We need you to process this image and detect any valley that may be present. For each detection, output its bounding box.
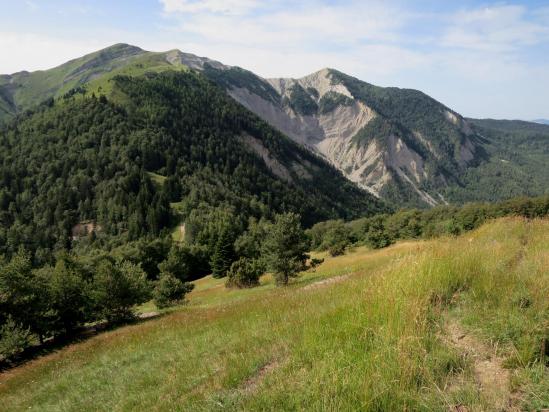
[1,40,548,412]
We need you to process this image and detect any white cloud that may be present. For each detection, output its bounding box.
[1,1,547,118]
[164,1,406,52]
[441,5,549,52]
[0,32,107,73]
[160,0,258,15]
[24,0,38,11]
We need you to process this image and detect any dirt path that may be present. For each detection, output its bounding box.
[241,359,280,394]
[446,319,513,411]
[139,311,160,320]
[301,274,350,291]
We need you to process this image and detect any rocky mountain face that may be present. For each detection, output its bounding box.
[205,66,484,206]
[2,44,548,208]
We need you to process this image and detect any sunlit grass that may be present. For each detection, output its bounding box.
[0,218,547,411]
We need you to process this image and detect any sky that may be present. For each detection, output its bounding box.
[0,0,548,119]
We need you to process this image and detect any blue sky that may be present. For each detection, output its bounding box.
[1,0,548,119]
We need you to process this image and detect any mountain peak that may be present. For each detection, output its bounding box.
[102,43,144,53]
[303,67,333,79]
[163,49,228,70]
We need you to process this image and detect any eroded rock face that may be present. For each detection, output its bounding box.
[223,67,481,206]
[227,70,436,204]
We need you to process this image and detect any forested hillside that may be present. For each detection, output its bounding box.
[3,44,549,209]
[0,71,384,264]
[213,66,549,207]
[444,119,549,202]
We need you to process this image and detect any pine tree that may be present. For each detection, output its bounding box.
[210,226,235,278]
[262,213,309,286]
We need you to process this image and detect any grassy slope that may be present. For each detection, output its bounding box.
[1,218,548,411]
[0,45,187,123]
[83,52,187,97]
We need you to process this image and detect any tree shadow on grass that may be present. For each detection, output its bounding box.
[0,311,164,373]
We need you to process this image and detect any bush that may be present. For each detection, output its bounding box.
[262,213,309,286]
[328,242,347,257]
[0,317,32,360]
[310,258,324,268]
[366,228,394,249]
[307,220,352,254]
[40,255,93,335]
[158,245,193,281]
[364,215,395,249]
[153,273,194,308]
[308,258,324,271]
[322,221,352,256]
[225,258,264,289]
[92,260,152,324]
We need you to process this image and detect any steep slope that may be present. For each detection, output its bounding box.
[209,66,549,207]
[0,70,384,258]
[1,218,547,411]
[3,44,549,208]
[445,118,549,202]
[208,67,484,207]
[0,44,228,123]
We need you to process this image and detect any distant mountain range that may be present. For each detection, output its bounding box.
[533,119,549,125]
[2,43,549,208]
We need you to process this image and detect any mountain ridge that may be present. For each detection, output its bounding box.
[2,43,548,208]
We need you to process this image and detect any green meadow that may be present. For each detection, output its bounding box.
[0,218,547,411]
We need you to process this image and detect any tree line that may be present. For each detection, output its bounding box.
[0,70,382,267]
[0,211,310,362]
[307,195,549,255]
[3,193,549,362]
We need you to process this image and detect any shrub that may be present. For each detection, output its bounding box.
[364,215,395,249]
[328,242,347,257]
[225,258,264,289]
[153,273,194,308]
[92,260,152,324]
[366,228,394,249]
[40,255,93,335]
[308,257,324,271]
[0,317,32,360]
[307,220,352,253]
[324,221,352,255]
[158,245,193,281]
[262,213,309,286]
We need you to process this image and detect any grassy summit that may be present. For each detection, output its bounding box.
[1,217,547,411]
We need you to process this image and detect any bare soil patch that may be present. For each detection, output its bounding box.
[301,274,350,291]
[241,359,280,394]
[446,319,516,411]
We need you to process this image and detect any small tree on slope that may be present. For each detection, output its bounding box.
[262,213,309,286]
[210,226,236,278]
[153,272,194,308]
